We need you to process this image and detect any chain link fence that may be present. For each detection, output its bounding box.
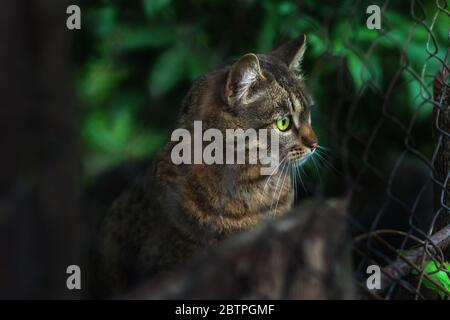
[119,0,450,300]
[1,0,448,300]
[309,0,450,299]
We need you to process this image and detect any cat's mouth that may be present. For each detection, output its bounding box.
[286,147,314,165]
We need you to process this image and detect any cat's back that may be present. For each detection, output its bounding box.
[90,160,202,297]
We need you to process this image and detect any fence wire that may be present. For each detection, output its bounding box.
[90,0,449,300]
[311,0,450,299]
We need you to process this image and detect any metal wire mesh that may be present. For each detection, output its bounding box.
[95,0,450,300]
[308,0,450,299]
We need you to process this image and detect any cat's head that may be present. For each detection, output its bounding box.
[222,35,318,165]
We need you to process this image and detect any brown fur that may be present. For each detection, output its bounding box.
[92,35,318,297]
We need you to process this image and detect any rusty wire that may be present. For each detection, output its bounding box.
[317,0,450,299]
[150,0,450,300]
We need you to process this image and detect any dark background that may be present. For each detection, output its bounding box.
[0,0,448,298]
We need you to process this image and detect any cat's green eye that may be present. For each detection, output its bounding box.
[276,115,291,131]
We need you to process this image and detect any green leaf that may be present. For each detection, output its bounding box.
[277,1,295,15]
[149,47,186,97]
[347,51,382,91]
[354,28,379,42]
[82,104,167,180]
[83,109,132,152]
[257,1,278,52]
[403,70,432,121]
[187,54,207,80]
[330,21,352,55]
[412,261,450,299]
[112,24,177,52]
[78,61,128,107]
[347,52,364,90]
[308,33,326,57]
[143,0,171,18]
[86,6,117,38]
[187,49,217,80]
[127,131,166,159]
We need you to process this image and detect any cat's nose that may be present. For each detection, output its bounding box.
[300,126,318,151]
[301,135,318,150]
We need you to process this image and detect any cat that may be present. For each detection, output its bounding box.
[91,35,318,297]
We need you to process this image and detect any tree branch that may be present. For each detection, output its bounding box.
[124,199,354,299]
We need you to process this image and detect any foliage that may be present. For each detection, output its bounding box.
[412,260,450,299]
[75,0,448,182]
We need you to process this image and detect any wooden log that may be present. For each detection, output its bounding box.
[125,199,354,299]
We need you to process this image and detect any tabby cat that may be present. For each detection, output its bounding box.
[92,35,318,297]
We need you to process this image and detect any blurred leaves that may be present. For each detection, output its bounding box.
[76,0,448,182]
[143,0,172,18]
[112,24,178,52]
[87,5,117,38]
[83,107,166,179]
[347,52,382,90]
[149,46,186,97]
[412,261,450,299]
[79,60,128,107]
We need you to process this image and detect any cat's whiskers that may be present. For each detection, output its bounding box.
[270,161,289,215]
[262,156,286,196]
[273,161,291,215]
[315,146,333,160]
[313,148,342,177]
[292,157,308,193]
[309,154,323,185]
[317,145,332,151]
[292,166,298,203]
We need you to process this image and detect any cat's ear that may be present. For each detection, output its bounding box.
[271,35,306,72]
[225,53,264,105]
